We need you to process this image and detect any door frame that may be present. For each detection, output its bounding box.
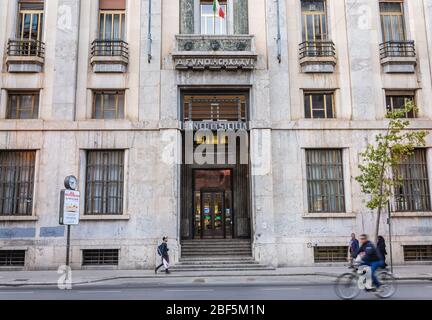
[200,188,225,239]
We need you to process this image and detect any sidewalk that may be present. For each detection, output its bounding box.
[0,265,431,287]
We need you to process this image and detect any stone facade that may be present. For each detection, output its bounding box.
[0,0,432,270]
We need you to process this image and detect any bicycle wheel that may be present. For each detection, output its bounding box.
[334,273,361,300]
[375,271,397,299]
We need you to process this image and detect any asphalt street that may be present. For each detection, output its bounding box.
[0,281,431,300]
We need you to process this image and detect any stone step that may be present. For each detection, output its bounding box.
[178,260,260,265]
[181,244,251,250]
[170,266,275,272]
[182,239,251,242]
[179,256,255,262]
[182,250,252,254]
[182,248,252,251]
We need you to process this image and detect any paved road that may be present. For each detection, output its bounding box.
[0,281,431,300]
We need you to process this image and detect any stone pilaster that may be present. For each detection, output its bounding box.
[233,0,248,34]
[51,0,81,120]
[180,0,194,34]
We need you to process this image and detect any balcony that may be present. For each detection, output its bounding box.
[90,40,129,73]
[6,39,45,73]
[172,35,257,71]
[299,40,336,73]
[380,41,416,73]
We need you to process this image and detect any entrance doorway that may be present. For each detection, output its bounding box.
[194,169,233,239]
[180,90,251,240]
[201,190,224,238]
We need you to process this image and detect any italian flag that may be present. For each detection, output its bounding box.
[213,0,225,19]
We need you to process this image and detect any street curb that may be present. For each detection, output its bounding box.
[0,273,430,287]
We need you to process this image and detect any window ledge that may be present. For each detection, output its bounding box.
[302,212,356,218]
[0,216,38,222]
[391,212,432,218]
[80,214,130,221]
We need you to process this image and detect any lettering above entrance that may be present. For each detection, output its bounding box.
[173,35,257,71]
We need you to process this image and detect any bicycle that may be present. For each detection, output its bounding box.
[334,262,397,300]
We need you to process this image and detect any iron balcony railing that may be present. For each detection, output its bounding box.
[299,40,336,59]
[91,39,129,60]
[7,39,45,58]
[380,40,416,59]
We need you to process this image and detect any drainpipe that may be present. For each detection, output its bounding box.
[276,0,281,63]
[147,0,152,63]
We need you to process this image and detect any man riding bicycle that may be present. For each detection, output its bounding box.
[352,234,385,291]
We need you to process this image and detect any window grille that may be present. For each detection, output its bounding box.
[82,249,119,265]
[314,246,348,263]
[394,149,431,212]
[0,250,26,267]
[403,245,432,262]
[0,151,35,216]
[85,150,124,215]
[306,149,345,213]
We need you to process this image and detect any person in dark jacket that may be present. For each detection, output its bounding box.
[155,236,170,274]
[377,236,388,267]
[348,233,359,268]
[353,234,385,289]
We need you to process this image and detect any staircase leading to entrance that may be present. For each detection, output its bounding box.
[172,239,274,272]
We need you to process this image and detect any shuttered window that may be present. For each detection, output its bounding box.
[7,92,39,119]
[301,0,328,41]
[380,1,406,42]
[385,92,416,118]
[92,91,125,119]
[0,151,35,216]
[85,150,124,215]
[304,91,335,119]
[394,149,431,212]
[306,149,345,213]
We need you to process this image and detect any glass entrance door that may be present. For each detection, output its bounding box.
[201,191,224,238]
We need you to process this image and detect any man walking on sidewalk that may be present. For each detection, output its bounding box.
[155,236,170,274]
[348,233,359,268]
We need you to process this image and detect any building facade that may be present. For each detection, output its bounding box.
[1,0,432,270]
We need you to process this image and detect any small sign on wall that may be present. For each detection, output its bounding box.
[59,189,80,225]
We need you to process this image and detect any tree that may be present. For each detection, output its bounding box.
[355,101,428,243]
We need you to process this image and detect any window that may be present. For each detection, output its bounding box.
[85,150,124,215]
[304,91,335,119]
[183,94,247,122]
[99,11,125,41]
[0,250,26,267]
[7,91,39,119]
[17,1,44,42]
[0,151,35,216]
[380,1,405,42]
[92,91,125,119]
[403,245,432,262]
[385,92,415,118]
[200,1,227,35]
[306,149,345,213]
[301,0,327,41]
[394,149,431,212]
[82,249,119,265]
[314,246,348,263]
